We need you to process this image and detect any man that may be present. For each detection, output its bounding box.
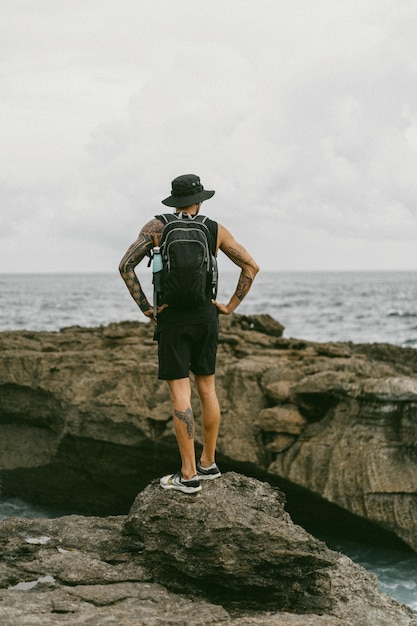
[119,174,259,494]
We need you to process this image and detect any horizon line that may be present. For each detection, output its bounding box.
[1,269,416,276]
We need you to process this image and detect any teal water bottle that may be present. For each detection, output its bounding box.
[152,247,163,273]
[152,247,163,319]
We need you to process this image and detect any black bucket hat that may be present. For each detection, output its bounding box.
[162,174,215,208]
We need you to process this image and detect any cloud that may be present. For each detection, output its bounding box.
[1,0,417,272]
[80,3,417,241]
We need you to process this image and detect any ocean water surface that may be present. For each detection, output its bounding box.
[1,270,417,346]
[0,270,417,610]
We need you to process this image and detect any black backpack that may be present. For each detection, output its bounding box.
[155,213,218,308]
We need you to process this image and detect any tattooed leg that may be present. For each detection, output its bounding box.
[168,378,197,480]
[175,407,194,439]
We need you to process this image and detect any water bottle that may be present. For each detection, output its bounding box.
[152,247,163,319]
[211,255,218,299]
[152,247,163,273]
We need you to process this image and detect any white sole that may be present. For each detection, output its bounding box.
[160,481,202,493]
[197,473,221,480]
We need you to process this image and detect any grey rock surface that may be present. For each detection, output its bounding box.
[126,472,417,625]
[0,474,416,625]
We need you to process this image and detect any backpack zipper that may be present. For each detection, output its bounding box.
[162,227,211,272]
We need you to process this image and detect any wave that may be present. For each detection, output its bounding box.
[387,310,417,318]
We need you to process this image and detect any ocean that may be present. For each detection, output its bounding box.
[1,270,417,346]
[1,270,417,610]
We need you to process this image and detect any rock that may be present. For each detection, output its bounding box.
[125,473,417,625]
[1,316,417,553]
[265,433,296,453]
[0,514,230,625]
[237,313,285,337]
[1,475,415,625]
[255,407,306,452]
[265,380,293,402]
[126,473,335,612]
[255,406,307,434]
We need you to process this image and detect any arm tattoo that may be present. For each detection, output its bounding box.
[174,407,194,439]
[235,272,253,301]
[227,245,246,264]
[119,219,163,313]
[226,243,255,271]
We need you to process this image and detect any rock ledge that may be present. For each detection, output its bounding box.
[1,473,416,625]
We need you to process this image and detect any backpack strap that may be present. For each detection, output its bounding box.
[155,213,177,225]
[196,215,218,257]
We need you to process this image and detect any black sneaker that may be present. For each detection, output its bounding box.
[196,461,221,480]
[160,471,202,494]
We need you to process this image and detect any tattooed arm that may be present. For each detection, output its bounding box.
[119,218,164,318]
[213,224,260,315]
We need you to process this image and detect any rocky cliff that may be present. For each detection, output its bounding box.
[1,315,417,552]
[0,474,416,625]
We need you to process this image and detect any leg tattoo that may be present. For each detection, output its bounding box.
[175,407,194,439]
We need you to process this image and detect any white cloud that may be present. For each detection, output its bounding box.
[1,0,417,272]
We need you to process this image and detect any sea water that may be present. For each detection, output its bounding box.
[1,270,417,346]
[1,270,417,610]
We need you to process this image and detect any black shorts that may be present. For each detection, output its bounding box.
[156,320,219,380]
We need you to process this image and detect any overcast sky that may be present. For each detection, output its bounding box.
[2,0,417,273]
